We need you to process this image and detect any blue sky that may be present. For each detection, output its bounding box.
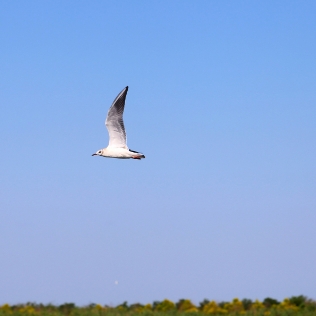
[1,0,315,306]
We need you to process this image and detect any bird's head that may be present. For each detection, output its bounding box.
[92,149,104,157]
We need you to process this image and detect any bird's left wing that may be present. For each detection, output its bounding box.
[105,86,128,148]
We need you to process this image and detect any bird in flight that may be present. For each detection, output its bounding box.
[92,86,145,160]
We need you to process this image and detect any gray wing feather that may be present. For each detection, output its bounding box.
[105,86,128,148]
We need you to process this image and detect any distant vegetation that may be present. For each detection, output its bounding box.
[1,296,316,316]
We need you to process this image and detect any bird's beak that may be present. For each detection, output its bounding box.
[92,153,97,156]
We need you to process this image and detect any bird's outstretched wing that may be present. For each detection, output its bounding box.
[105,86,128,148]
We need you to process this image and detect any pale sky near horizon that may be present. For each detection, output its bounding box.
[1,0,316,306]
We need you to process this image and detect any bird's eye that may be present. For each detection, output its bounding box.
[98,151,101,154]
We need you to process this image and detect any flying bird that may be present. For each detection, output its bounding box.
[92,86,145,160]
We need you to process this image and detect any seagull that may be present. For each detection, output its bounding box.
[92,86,145,160]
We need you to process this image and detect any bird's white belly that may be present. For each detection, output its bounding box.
[103,147,133,158]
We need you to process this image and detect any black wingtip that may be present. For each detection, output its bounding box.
[125,86,129,91]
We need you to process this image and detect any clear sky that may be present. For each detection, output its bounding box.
[1,0,315,306]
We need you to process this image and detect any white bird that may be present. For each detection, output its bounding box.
[92,86,145,160]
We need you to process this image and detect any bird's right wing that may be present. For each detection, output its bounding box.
[105,86,128,148]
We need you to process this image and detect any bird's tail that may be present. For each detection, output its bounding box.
[129,149,145,159]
